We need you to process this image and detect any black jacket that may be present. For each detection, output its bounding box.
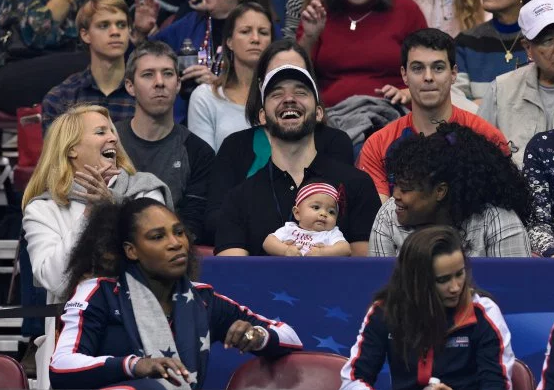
[204,124,354,243]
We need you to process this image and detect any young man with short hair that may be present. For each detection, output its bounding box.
[357,28,509,203]
[41,0,135,134]
[117,40,214,243]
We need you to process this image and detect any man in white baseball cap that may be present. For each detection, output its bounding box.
[214,62,382,257]
[479,0,554,166]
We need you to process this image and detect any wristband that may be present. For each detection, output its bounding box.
[130,357,141,377]
[124,354,138,377]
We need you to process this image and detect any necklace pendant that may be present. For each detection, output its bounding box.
[505,50,513,63]
[350,20,356,31]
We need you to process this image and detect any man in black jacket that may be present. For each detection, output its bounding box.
[214,65,381,256]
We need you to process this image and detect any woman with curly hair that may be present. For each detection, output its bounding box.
[50,198,302,389]
[341,225,514,389]
[369,121,533,257]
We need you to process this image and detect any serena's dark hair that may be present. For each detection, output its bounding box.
[375,225,471,364]
[118,198,200,281]
[401,28,456,69]
[385,122,534,228]
[63,199,200,301]
[245,39,316,126]
[63,202,123,301]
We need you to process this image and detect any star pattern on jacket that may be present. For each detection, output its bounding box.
[188,371,198,384]
[200,331,210,352]
[182,289,194,303]
[160,346,176,357]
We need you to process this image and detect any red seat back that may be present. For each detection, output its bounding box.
[196,245,214,257]
[512,358,535,390]
[226,351,347,390]
[0,355,29,389]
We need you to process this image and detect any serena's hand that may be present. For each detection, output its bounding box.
[134,357,189,383]
[434,384,453,390]
[224,320,265,353]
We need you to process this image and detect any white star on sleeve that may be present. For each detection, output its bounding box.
[199,331,210,352]
[187,371,198,384]
[182,289,194,303]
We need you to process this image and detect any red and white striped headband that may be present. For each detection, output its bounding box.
[295,183,339,208]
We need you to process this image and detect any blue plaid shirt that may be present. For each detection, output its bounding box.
[41,66,135,135]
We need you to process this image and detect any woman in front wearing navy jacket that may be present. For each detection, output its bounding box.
[341,226,514,390]
[49,198,302,389]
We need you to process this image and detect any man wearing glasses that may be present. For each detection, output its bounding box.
[479,0,554,166]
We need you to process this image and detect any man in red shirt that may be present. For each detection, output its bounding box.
[356,28,510,203]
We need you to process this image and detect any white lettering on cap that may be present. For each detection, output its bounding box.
[534,3,554,16]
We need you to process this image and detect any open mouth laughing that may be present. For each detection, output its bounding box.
[279,109,302,120]
[101,148,117,161]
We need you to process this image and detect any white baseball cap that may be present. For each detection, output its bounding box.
[260,65,319,104]
[519,0,554,40]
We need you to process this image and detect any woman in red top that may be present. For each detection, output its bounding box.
[297,0,427,108]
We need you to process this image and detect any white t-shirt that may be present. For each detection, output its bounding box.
[187,84,250,152]
[271,222,347,255]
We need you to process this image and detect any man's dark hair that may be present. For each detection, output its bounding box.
[245,39,316,126]
[401,28,456,69]
[125,40,178,82]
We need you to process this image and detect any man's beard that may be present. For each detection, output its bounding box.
[265,111,317,142]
